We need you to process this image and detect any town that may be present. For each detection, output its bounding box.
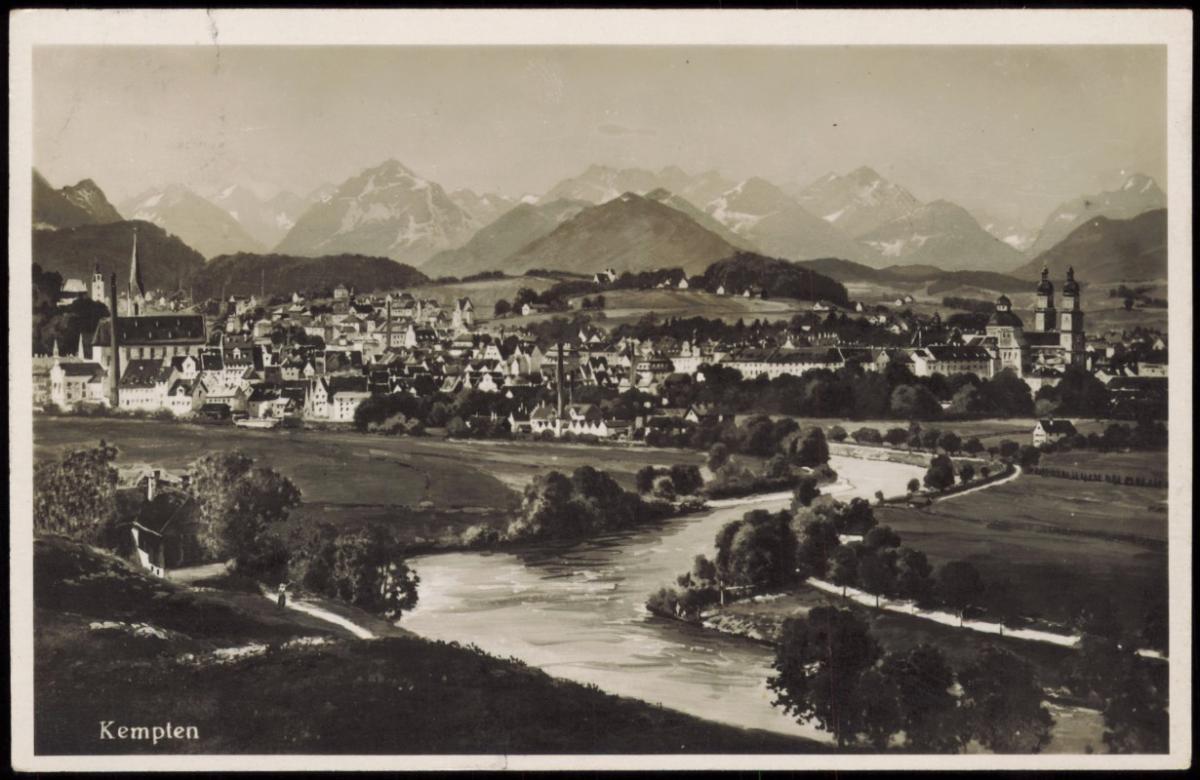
[35,228,1168,438]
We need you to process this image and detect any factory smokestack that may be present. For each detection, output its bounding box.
[108,272,120,408]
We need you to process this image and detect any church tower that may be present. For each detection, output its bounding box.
[128,227,146,316]
[985,293,1027,376]
[90,262,105,303]
[1059,266,1086,366]
[1033,266,1057,333]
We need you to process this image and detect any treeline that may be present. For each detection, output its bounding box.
[700,253,850,306]
[941,296,995,314]
[1025,466,1167,489]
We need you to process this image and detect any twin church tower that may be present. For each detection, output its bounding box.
[986,266,1086,377]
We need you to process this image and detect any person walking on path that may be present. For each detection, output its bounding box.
[277,582,288,610]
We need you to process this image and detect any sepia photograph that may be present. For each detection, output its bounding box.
[9,8,1192,772]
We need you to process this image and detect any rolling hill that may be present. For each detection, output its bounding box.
[701,252,850,306]
[1015,209,1167,284]
[794,257,1028,295]
[421,198,590,279]
[505,192,742,276]
[192,253,430,300]
[32,220,206,293]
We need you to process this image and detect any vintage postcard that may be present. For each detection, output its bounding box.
[9,8,1193,772]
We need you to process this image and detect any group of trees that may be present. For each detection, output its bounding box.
[635,463,703,499]
[32,263,110,356]
[770,607,1054,751]
[33,443,422,620]
[503,465,673,542]
[287,521,420,619]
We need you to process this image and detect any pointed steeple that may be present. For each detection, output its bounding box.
[77,332,86,360]
[129,226,145,314]
[52,338,60,358]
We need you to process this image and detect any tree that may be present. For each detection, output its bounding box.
[906,478,920,495]
[853,427,883,445]
[715,510,800,591]
[1068,635,1168,753]
[963,437,984,456]
[864,525,901,550]
[706,442,730,472]
[923,453,956,492]
[668,464,703,496]
[493,299,511,317]
[793,426,830,467]
[1018,445,1042,469]
[1123,296,1134,311]
[855,667,904,750]
[937,560,985,624]
[857,548,897,606]
[881,644,964,752]
[921,428,942,451]
[652,475,677,500]
[959,463,975,483]
[635,465,660,494]
[958,645,1054,753]
[769,608,882,747]
[796,517,840,579]
[830,545,860,596]
[189,451,300,573]
[327,523,420,619]
[446,416,469,438]
[828,425,848,442]
[834,497,877,535]
[894,546,934,603]
[890,384,941,420]
[792,476,821,509]
[998,439,1020,460]
[884,427,909,447]
[33,441,121,547]
[1070,592,1123,639]
[939,431,962,455]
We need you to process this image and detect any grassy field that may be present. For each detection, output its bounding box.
[34,417,704,546]
[1039,449,1168,483]
[409,274,560,319]
[876,474,1167,633]
[33,536,824,755]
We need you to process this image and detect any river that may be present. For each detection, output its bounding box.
[403,455,926,742]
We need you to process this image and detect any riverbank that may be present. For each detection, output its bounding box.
[33,535,827,755]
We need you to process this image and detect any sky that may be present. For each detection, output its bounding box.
[33,45,1166,227]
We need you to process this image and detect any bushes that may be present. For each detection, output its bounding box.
[504,466,673,542]
[289,521,419,619]
[714,510,801,591]
[852,427,883,444]
[1024,466,1167,488]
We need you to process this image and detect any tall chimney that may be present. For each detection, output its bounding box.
[386,297,392,349]
[109,272,121,408]
[555,341,564,420]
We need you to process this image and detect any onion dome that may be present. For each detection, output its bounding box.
[995,294,1012,309]
[1063,266,1080,296]
[1036,266,1054,295]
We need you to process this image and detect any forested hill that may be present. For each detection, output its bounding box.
[32,220,205,294]
[700,252,850,306]
[193,253,430,299]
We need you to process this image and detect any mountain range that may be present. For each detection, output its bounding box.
[706,177,878,265]
[857,200,1028,273]
[795,167,921,238]
[1025,174,1166,259]
[421,198,590,279]
[30,162,1170,297]
[120,185,266,259]
[273,159,479,265]
[506,191,741,276]
[34,170,124,229]
[1016,208,1167,284]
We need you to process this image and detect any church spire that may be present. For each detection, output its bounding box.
[129,226,145,315]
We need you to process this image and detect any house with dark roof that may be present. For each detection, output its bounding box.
[91,315,207,379]
[117,358,172,412]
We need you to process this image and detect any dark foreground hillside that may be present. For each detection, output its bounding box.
[33,537,825,755]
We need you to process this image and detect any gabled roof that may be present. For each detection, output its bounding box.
[119,359,169,388]
[92,316,206,347]
[57,361,105,379]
